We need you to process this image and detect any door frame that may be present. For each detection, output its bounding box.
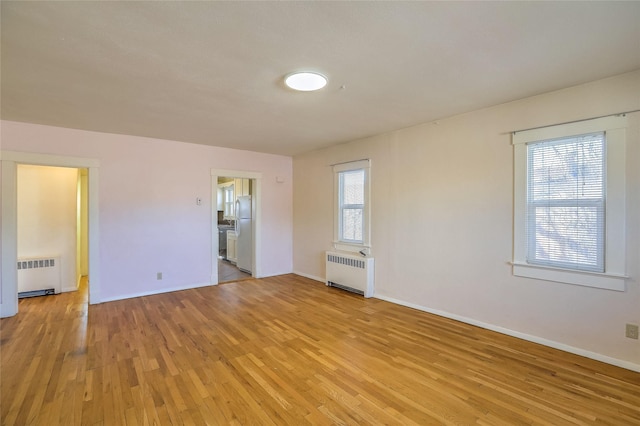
[1,151,101,317]
[210,169,262,284]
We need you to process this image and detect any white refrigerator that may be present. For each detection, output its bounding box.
[235,196,252,273]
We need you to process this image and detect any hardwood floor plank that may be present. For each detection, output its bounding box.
[2,274,639,425]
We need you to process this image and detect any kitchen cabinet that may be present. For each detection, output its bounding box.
[217,225,233,256]
[235,178,251,197]
[227,231,237,264]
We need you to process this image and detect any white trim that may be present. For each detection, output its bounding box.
[604,127,627,275]
[210,169,262,180]
[512,115,628,145]
[211,169,263,284]
[1,151,101,317]
[258,271,296,279]
[293,270,325,283]
[374,293,640,373]
[100,281,213,303]
[1,161,19,317]
[333,159,371,249]
[512,262,626,291]
[87,167,100,304]
[331,242,371,254]
[512,117,627,290]
[0,150,100,168]
[333,159,370,173]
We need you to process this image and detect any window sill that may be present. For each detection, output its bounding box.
[332,241,370,254]
[512,261,626,291]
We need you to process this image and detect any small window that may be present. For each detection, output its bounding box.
[333,160,370,251]
[339,169,365,243]
[223,184,235,218]
[512,116,627,291]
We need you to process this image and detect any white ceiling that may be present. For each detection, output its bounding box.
[2,1,639,156]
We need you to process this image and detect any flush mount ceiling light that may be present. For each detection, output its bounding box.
[284,72,327,91]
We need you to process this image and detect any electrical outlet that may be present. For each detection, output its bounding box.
[157,272,163,280]
[625,324,639,340]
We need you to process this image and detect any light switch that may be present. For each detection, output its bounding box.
[196,197,202,205]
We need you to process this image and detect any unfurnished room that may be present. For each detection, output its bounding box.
[1,1,640,425]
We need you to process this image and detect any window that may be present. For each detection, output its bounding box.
[339,169,365,243]
[513,116,627,291]
[333,160,370,251]
[223,183,235,218]
[526,132,605,272]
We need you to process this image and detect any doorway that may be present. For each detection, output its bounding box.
[210,169,262,285]
[16,165,88,297]
[1,151,100,318]
[216,176,252,283]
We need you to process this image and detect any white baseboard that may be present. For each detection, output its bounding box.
[374,293,640,373]
[257,270,296,279]
[293,270,325,284]
[99,282,213,303]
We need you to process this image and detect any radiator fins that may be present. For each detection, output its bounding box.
[325,251,374,298]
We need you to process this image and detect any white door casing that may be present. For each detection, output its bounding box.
[0,151,100,317]
[210,169,262,285]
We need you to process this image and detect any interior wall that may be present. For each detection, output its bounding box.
[75,168,89,285]
[0,160,3,304]
[1,122,293,302]
[18,165,78,292]
[293,70,640,368]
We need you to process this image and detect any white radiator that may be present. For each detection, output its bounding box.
[17,257,61,297]
[325,251,374,298]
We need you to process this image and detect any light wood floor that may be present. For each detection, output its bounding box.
[1,275,639,425]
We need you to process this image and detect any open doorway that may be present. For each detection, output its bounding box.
[216,176,253,283]
[1,151,100,318]
[16,165,89,298]
[210,168,262,285]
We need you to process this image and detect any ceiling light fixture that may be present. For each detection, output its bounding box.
[285,72,327,91]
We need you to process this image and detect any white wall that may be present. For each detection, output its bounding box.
[17,165,78,292]
[0,160,3,304]
[78,169,89,277]
[293,70,640,369]
[1,122,293,302]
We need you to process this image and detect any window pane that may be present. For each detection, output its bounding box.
[529,134,603,202]
[342,208,363,242]
[531,205,603,269]
[342,170,364,205]
[526,132,605,272]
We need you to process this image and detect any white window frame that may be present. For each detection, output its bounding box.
[513,116,627,291]
[333,159,371,253]
[526,132,605,272]
[220,182,235,219]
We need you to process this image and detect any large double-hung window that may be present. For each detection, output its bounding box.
[513,116,627,291]
[526,132,605,272]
